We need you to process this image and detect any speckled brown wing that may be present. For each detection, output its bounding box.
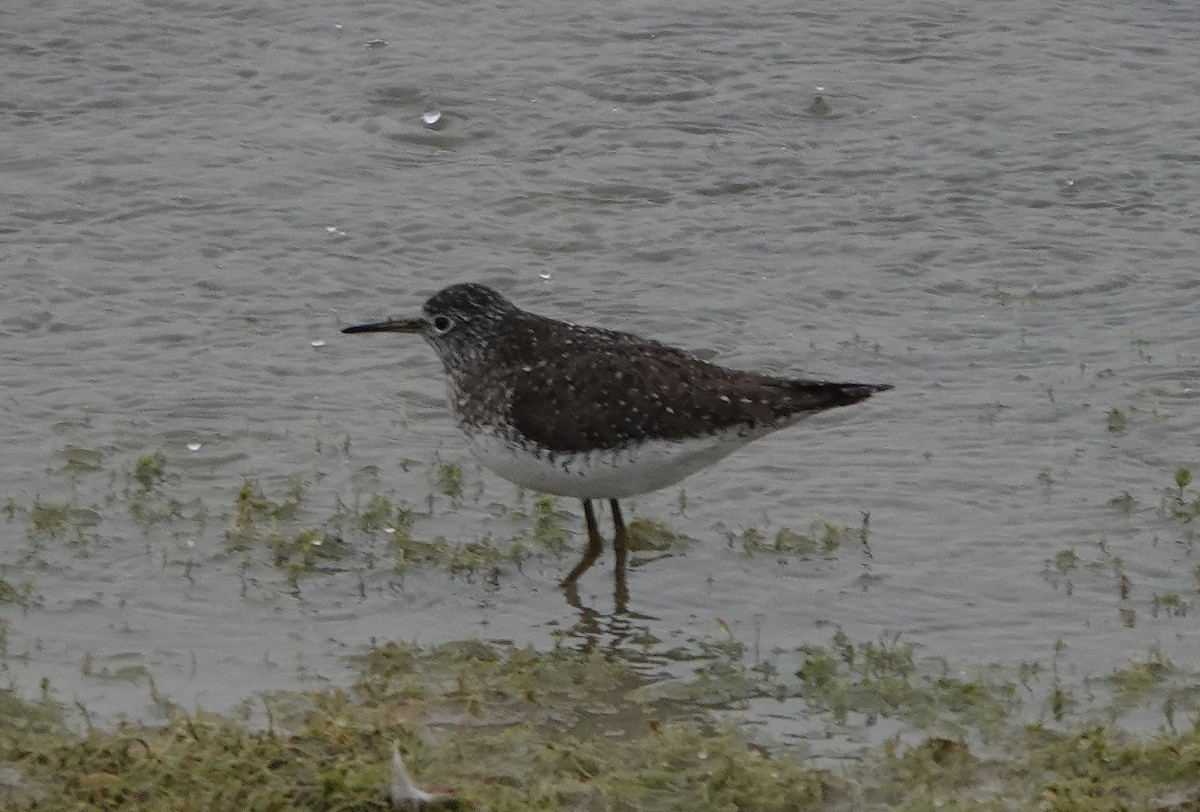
[508,321,885,453]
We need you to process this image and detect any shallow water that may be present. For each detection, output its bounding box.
[2,0,1198,740]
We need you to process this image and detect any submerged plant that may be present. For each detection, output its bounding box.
[433,461,464,500]
[131,450,167,492]
[530,496,569,552]
[1106,407,1128,434]
[0,576,36,608]
[729,519,850,558]
[1163,466,1200,523]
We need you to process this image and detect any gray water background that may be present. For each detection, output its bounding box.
[2,0,1199,746]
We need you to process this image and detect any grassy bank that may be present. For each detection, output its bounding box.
[2,635,1199,811]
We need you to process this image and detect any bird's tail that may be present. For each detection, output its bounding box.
[788,379,893,410]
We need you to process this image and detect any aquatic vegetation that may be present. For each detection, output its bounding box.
[1108,647,1174,705]
[1046,639,1075,724]
[27,499,73,541]
[221,479,359,586]
[529,495,570,552]
[872,736,978,802]
[1175,467,1193,493]
[0,576,35,608]
[4,497,102,549]
[1163,466,1200,523]
[1151,592,1189,618]
[625,517,688,552]
[1108,490,1137,514]
[226,479,303,548]
[5,411,1200,809]
[1129,332,1154,362]
[59,445,105,479]
[0,437,885,595]
[79,652,152,686]
[433,460,465,500]
[353,492,399,534]
[1106,407,1128,434]
[1037,534,1194,630]
[131,450,167,492]
[728,519,849,558]
[794,631,1018,736]
[1054,547,1079,574]
[2,635,1200,811]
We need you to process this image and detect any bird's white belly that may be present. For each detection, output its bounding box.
[460,427,772,499]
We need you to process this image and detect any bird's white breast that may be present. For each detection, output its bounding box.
[459,425,775,499]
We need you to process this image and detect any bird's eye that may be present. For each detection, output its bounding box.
[431,315,454,334]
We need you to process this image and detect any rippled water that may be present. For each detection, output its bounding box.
[2,0,1198,735]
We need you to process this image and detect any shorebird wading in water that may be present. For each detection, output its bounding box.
[343,283,891,603]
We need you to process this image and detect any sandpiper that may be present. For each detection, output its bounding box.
[343,283,891,601]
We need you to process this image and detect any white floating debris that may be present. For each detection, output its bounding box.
[538,271,551,280]
[364,39,388,48]
[325,226,346,237]
[311,339,327,348]
[334,23,342,30]
[816,85,826,91]
[383,526,397,535]
[421,110,442,126]
[186,442,202,452]
[389,742,452,806]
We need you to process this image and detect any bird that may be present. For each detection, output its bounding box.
[342,282,890,603]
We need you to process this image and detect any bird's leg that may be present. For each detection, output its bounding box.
[610,498,630,610]
[562,499,605,587]
[610,498,629,572]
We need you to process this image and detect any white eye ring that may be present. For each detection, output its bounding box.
[431,314,454,334]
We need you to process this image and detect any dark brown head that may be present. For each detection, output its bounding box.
[342,283,520,372]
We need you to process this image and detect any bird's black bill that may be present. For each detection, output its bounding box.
[341,317,424,335]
